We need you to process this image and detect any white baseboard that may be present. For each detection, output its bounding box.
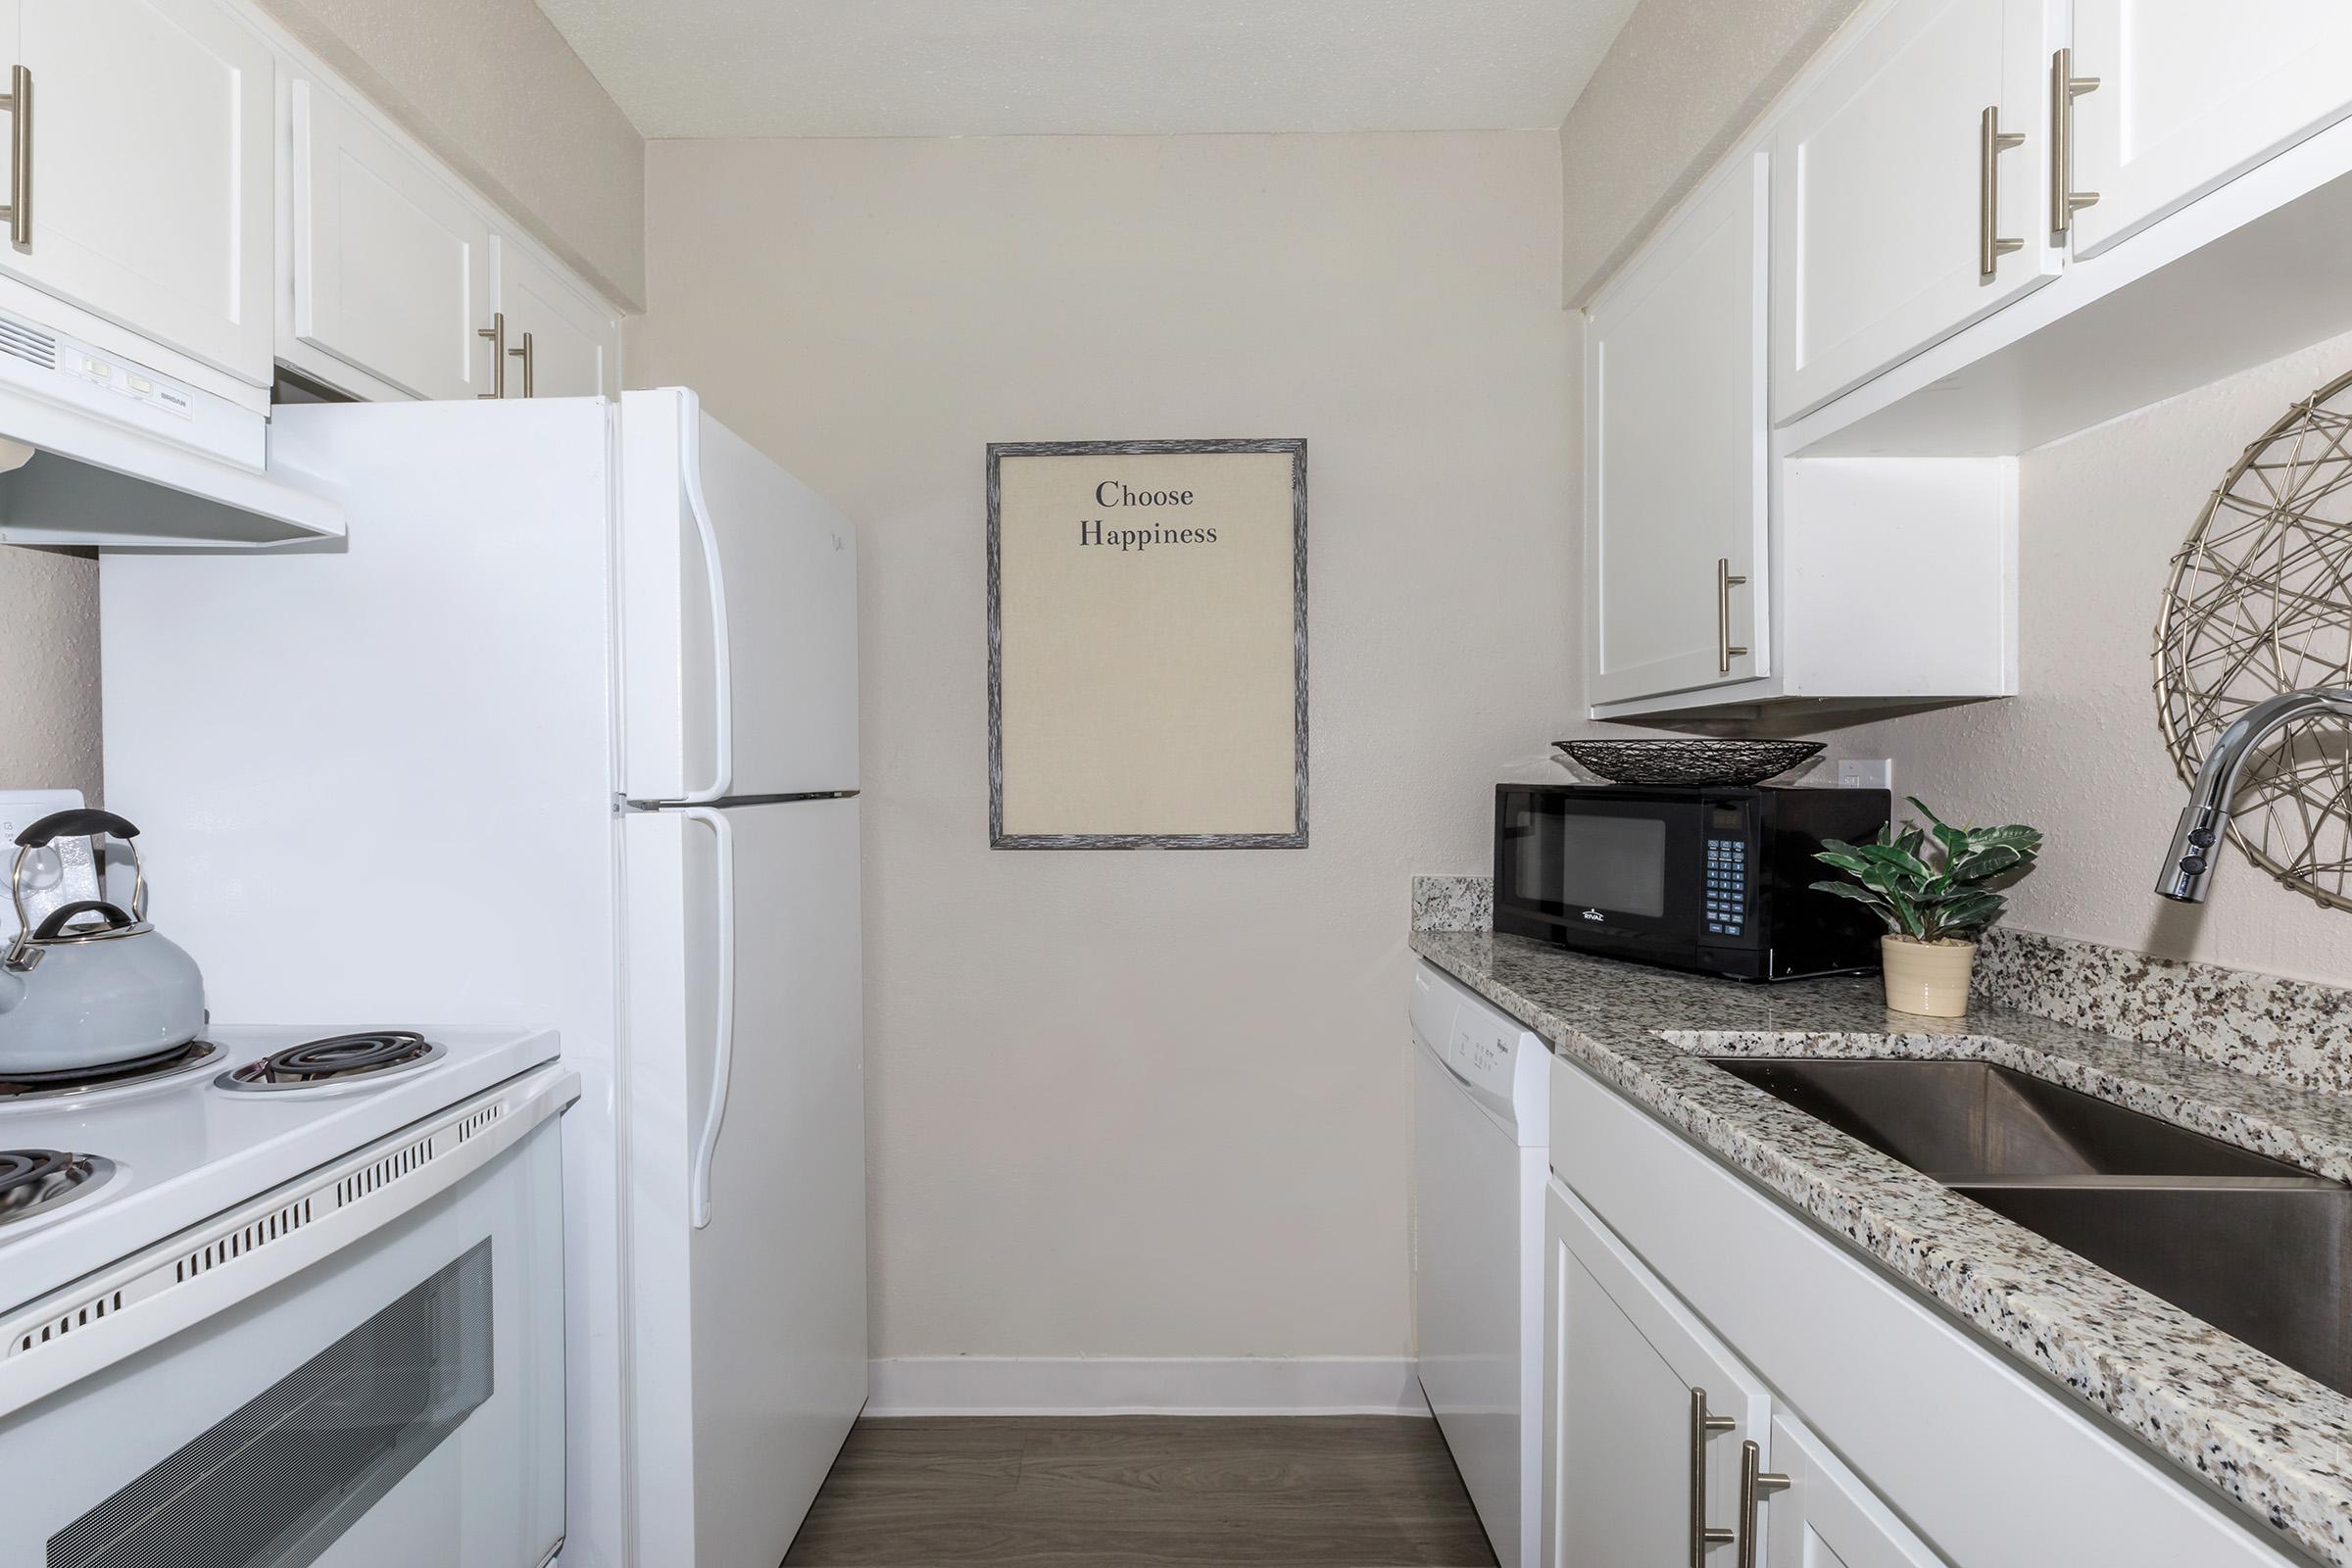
[864,1356,1430,1417]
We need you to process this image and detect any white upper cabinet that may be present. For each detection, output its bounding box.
[5,0,273,385]
[494,237,617,400]
[1772,0,2060,420]
[1584,151,1769,708]
[289,77,492,402]
[2067,0,2352,258]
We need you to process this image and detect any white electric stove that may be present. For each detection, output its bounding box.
[0,1025,576,1568]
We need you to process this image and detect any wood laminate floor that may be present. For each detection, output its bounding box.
[781,1416,1500,1567]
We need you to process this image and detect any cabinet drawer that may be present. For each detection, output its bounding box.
[1550,1053,2296,1567]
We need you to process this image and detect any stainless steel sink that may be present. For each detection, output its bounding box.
[1705,1057,2306,1180]
[1709,1056,2352,1395]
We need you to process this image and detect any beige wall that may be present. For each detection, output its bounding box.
[632,131,1577,1359]
[1809,327,2352,987]
[0,549,100,800]
[1557,0,1862,306]
[255,0,646,309]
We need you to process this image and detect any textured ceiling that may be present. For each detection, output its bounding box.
[532,0,1642,139]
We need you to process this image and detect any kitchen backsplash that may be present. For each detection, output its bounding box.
[1411,875,2352,1097]
[1409,875,1493,933]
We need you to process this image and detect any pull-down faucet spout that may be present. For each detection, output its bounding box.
[2157,689,2352,903]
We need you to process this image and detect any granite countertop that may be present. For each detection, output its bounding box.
[1410,925,2352,1567]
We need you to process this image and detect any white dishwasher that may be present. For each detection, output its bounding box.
[1411,958,1548,1568]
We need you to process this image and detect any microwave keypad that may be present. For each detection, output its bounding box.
[1705,839,1746,936]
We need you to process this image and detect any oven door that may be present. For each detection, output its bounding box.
[0,1084,569,1568]
[1494,788,1705,955]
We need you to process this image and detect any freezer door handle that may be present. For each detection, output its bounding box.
[674,392,735,805]
[683,805,736,1228]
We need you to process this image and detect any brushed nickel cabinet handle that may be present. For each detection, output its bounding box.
[477,312,507,399]
[1979,105,2027,279]
[1689,1387,1737,1565]
[509,330,535,397]
[0,66,32,250]
[2049,49,2101,235]
[1716,558,1749,675]
[1736,1440,1790,1568]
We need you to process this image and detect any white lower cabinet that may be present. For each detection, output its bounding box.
[1544,1051,2303,1568]
[1766,1413,1946,1568]
[1544,1179,1775,1566]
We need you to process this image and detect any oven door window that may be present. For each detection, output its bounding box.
[49,1241,493,1568]
[0,1115,564,1568]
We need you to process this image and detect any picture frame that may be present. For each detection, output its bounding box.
[986,438,1308,849]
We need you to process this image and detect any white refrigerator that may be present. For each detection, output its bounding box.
[98,389,867,1568]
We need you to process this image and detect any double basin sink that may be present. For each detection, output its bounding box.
[1709,1057,2352,1395]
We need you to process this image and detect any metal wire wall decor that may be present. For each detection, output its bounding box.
[2156,367,2352,910]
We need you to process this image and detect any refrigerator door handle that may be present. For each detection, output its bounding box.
[682,805,736,1229]
[674,392,735,805]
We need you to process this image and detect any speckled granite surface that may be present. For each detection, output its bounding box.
[1977,926,2352,1096]
[1409,922,2352,1565]
[1408,874,1491,932]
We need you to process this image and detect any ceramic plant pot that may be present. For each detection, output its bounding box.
[1880,935,1976,1018]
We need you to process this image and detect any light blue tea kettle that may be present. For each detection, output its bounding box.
[0,809,206,1074]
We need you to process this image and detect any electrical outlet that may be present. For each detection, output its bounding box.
[1837,759,1893,792]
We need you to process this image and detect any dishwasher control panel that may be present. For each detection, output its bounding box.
[1411,959,1547,1143]
[1446,1005,1522,1098]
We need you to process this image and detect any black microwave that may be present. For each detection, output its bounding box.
[1493,783,1891,981]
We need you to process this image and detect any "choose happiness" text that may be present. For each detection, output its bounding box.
[1077,479,1219,551]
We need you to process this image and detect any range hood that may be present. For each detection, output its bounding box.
[0,310,343,550]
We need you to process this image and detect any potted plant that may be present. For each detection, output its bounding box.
[1811,799,2042,1017]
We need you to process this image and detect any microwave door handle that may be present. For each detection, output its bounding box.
[683,806,736,1229]
[674,393,735,806]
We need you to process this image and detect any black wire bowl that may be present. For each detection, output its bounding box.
[1554,739,1826,787]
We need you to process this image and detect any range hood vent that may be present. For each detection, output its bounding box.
[0,309,342,551]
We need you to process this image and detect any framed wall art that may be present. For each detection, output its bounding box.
[987,438,1308,849]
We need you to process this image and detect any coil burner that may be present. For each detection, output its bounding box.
[0,1149,115,1228]
[0,1040,223,1103]
[219,1031,446,1093]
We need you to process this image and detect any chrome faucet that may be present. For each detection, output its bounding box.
[2156,689,2352,902]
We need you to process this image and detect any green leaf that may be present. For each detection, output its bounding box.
[1853,841,1934,884]
[1813,851,1878,880]
[1928,890,2004,939]
[1811,880,1903,932]
[1948,845,2023,884]
[1970,824,2043,855]
[1888,896,1927,941]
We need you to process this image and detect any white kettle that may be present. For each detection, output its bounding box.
[0,809,206,1074]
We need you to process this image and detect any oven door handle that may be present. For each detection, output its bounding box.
[683,805,736,1230]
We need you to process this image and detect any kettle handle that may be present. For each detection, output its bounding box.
[15,808,138,848]
[30,899,138,941]
[9,810,147,949]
